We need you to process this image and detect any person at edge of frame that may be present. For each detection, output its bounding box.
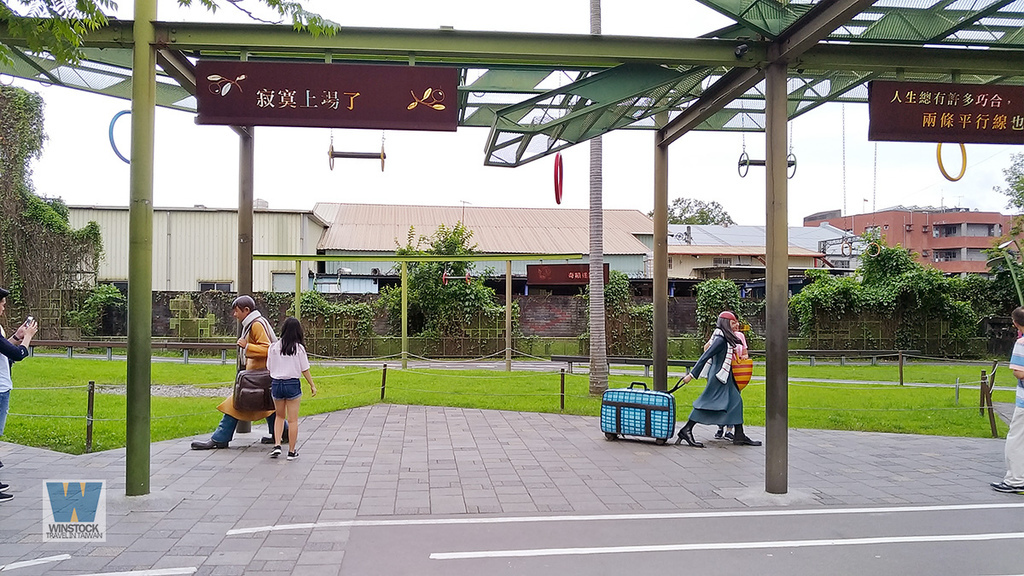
[0,286,38,503]
[992,305,1024,494]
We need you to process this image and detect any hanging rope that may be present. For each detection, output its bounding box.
[872,142,878,213]
[841,103,847,216]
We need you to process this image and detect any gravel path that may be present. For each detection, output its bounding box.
[97,384,233,398]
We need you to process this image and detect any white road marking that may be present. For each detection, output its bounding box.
[430,531,1024,560]
[0,554,70,571]
[226,501,1024,535]
[71,565,196,569]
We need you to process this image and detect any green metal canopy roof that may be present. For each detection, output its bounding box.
[1,0,1023,166]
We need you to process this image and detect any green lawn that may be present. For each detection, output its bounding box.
[1,357,1012,454]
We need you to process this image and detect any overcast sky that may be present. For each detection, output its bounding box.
[12,0,1022,226]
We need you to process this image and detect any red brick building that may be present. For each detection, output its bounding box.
[803,206,1013,274]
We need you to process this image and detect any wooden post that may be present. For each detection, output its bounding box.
[898,351,904,386]
[981,370,987,417]
[983,372,998,437]
[380,363,387,400]
[85,380,95,454]
[560,369,565,411]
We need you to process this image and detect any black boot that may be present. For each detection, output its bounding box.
[732,424,762,446]
[675,421,704,448]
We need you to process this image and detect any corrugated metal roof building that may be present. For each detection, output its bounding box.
[666,223,849,280]
[313,203,654,278]
[69,205,327,292]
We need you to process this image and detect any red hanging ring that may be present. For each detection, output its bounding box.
[442,270,448,285]
[465,271,471,284]
[553,152,564,205]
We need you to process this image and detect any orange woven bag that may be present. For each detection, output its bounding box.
[732,357,753,390]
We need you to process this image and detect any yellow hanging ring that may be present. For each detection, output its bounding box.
[936,143,967,182]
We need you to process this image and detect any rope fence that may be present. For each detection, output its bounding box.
[10,352,1014,452]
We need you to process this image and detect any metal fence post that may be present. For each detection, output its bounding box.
[898,351,905,386]
[86,380,95,453]
[381,363,387,400]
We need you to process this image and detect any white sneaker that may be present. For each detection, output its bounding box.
[270,446,282,458]
[0,492,12,503]
[286,451,298,461]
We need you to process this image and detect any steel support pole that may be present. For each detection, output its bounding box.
[764,62,790,494]
[237,127,254,297]
[506,260,512,372]
[401,261,408,369]
[235,126,254,435]
[294,260,302,319]
[126,0,156,496]
[652,133,669,392]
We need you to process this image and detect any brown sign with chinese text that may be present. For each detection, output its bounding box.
[195,61,459,131]
[527,264,610,285]
[868,80,1024,144]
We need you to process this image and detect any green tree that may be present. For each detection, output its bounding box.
[996,152,1024,214]
[0,0,336,65]
[649,198,736,225]
[790,239,982,353]
[377,223,503,337]
[694,278,741,338]
[0,86,102,329]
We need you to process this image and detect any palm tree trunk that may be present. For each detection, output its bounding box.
[588,0,608,395]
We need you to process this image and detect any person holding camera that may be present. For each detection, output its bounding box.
[0,286,38,503]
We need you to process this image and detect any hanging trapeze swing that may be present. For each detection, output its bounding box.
[328,132,386,172]
[736,113,796,179]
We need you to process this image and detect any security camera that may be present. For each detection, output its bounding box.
[735,43,749,58]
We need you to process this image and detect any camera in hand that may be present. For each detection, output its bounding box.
[25,316,33,325]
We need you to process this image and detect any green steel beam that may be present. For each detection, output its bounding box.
[793,43,1024,74]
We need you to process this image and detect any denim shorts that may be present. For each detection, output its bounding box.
[271,378,302,401]
[0,389,9,435]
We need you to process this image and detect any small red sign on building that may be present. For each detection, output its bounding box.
[868,80,1024,144]
[195,61,459,131]
[527,264,610,285]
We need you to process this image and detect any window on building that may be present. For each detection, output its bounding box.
[713,257,733,267]
[109,281,128,292]
[934,250,959,262]
[936,225,959,238]
[921,250,930,257]
[835,260,850,269]
[199,282,232,292]
[668,257,673,269]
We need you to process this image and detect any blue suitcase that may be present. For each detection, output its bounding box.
[601,381,676,445]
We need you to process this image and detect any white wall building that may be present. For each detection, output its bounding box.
[69,205,327,292]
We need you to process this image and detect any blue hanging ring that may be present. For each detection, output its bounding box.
[109,110,131,164]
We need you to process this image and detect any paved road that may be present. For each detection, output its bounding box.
[2,404,1022,575]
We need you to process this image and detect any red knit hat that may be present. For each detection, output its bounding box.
[718,311,737,321]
